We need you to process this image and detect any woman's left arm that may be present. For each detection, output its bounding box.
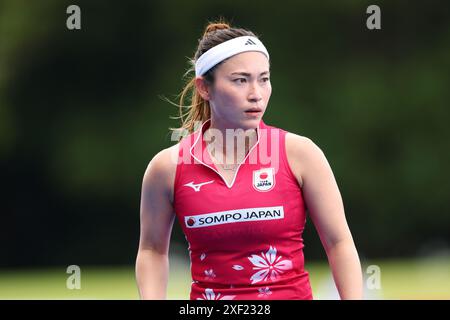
[286,133,363,299]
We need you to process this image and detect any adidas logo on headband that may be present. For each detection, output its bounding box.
[244,38,256,45]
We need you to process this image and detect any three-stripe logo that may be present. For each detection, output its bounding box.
[244,38,256,45]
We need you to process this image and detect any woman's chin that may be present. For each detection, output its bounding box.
[240,117,262,129]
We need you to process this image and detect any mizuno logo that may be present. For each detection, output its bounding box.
[244,38,256,45]
[184,180,214,192]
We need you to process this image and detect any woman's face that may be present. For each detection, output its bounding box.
[207,51,271,130]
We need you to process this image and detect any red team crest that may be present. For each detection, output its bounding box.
[253,168,275,192]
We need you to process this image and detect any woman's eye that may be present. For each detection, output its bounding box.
[234,78,246,83]
[261,77,270,82]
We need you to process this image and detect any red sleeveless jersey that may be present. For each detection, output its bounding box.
[173,119,313,300]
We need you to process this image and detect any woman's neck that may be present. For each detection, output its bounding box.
[204,119,259,165]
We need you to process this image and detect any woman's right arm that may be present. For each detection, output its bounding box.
[135,145,178,299]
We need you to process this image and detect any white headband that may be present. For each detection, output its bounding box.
[195,36,270,77]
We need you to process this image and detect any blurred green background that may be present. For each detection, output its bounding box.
[1,0,449,299]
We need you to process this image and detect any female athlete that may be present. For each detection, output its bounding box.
[135,21,363,300]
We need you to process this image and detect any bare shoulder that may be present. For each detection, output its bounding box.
[285,132,327,188]
[142,143,180,202]
[144,144,179,179]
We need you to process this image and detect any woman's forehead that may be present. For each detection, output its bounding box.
[218,51,270,74]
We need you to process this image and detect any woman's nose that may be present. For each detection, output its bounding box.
[248,83,262,102]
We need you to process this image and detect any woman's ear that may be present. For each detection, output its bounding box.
[195,77,210,100]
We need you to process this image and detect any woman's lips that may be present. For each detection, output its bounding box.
[245,108,262,114]
[245,110,262,117]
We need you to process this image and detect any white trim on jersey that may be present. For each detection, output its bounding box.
[189,119,261,189]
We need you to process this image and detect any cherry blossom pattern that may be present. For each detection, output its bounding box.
[248,246,293,284]
[196,288,236,300]
[204,269,216,280]
[257,287,272,298]
[232,265,244,271]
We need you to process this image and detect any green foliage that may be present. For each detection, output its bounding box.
[1,0,449,266]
